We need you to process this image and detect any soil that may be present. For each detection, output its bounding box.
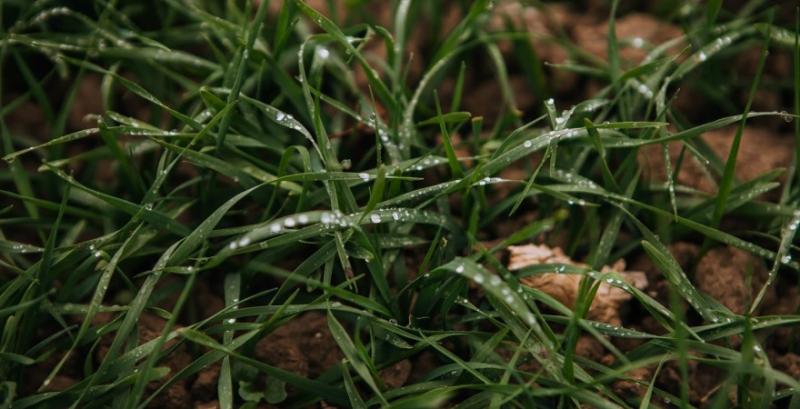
[573,13,683,65]
[638,126,794,197]
[379,359,413,389]
[695,246,774,315]
[612,366,653,401]
[489,2,578,95]
[660,358,729,406]
[254,312,342,379]
[68,75,104,131]
[769,351,800,379]
[763,285,800,352]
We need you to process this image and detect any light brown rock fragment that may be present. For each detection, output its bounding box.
[508,244,647,325]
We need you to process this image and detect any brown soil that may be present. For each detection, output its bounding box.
[638,126,794,196]
[764,285,800,351]
[379,359,413,389]
[68,75,104,131]
[769,351,800,379]
[695,246,774,315]
[574,335,605,361]
[489,2,577,95]
[255,312,342,379]
[660,358,729,406]
[190,363,221,404]
[573,13,683,65]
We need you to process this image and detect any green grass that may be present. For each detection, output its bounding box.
[1,1,800,408]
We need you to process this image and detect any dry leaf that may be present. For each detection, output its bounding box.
[508,244,647,325]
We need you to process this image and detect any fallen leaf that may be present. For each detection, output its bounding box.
[508,244,647,325]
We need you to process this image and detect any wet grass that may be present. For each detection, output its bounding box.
[1,1,800,408]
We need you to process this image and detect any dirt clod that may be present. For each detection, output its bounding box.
[613,366,653,400]
[575,335,604,361]
[489,2,577,94]
[255,312,342,378]
[379,359,412,389]
[770,351,800,379]
[190,363,220,404]
[695,246,773,315]
[639,127,794,197]
[574,13,682,65]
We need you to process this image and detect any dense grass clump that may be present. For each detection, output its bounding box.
[1,0,800,408]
